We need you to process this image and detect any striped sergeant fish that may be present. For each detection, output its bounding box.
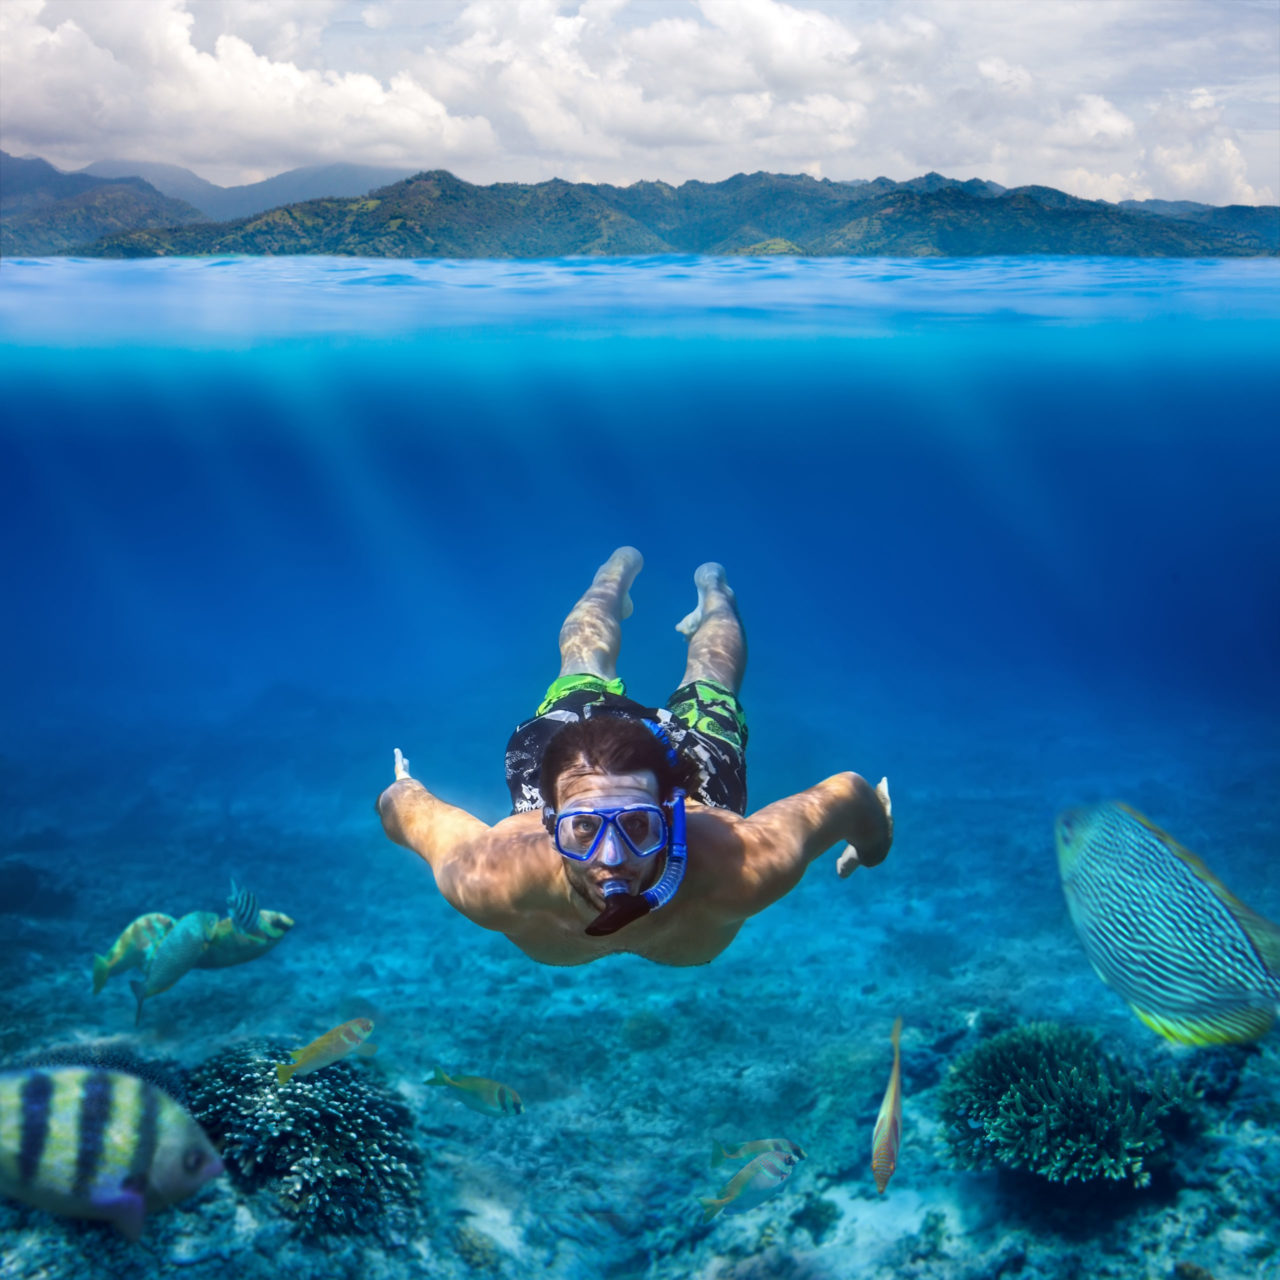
[92,913,175,995]
[871,1016,903,1194]
[0,1067,222,1239]
[277,1018,377,1086]
[710,1137,806,1168]
[699,1149,798,1221]
[1056,802,1280,1045]
[227,879,260,936]
[425,1068,523,1116]
[129,911,219,1026]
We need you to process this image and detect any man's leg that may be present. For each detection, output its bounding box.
[676,562,746,693]
[557,546,644,679]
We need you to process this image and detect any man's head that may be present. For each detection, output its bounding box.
[540,715,697,910]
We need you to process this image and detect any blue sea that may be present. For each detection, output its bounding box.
[1,255,1278,1279]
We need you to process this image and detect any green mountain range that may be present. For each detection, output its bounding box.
[3,156,1276,259]
[0,152,206,257]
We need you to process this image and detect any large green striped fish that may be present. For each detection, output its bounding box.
[0,1067,222,1238]
[1055,802,1280,1045]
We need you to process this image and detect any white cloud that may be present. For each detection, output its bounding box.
[0,0,1275,204]
[977,56,1032,94]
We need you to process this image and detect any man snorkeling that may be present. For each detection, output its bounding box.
[377,547,892,966]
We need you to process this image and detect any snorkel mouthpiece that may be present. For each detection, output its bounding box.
[584,788,688,937]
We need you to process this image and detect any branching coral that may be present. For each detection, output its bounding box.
[938,1022,1197,1188]
[187,1038,420,1234]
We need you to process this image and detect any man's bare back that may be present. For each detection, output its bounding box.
[378,549,892,966]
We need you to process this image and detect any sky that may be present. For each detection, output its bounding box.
[1,0,1276,203]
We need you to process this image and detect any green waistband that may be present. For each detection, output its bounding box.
[536,673,627,716]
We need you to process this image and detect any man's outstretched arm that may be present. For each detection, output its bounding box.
[377,749,563,928]
[377,748,491,876]
[718,772,893,920]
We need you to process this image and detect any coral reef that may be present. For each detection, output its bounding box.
[186,1038,420,1236]
[937,1021,1199,1188]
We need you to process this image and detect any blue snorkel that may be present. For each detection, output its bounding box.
[583,720,689,937]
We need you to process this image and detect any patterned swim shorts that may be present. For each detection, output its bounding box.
[504,673,748,815]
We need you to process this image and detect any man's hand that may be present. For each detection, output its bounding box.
[394,747,412,781]
[837,777,892,877]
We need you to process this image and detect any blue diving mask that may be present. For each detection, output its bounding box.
[549,804,668,862]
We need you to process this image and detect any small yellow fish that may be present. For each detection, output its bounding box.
[425,1068,523,1116]
[276,1018,377,1086]
[699,1149,799,1221]
[710,1137,806,1168]
[871,1016,903,1194]
[195,910,294,969]
[91,913,175,994]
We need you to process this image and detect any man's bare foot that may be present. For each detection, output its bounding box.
[394,747,411,780]
[676,562,735,637]
[593,546,643,619]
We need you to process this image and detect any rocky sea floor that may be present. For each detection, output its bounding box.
[2,687,1278,1280]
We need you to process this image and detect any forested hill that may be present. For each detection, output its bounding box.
[14,165,1280,258]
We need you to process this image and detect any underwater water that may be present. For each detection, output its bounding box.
[0,255,1278,1279]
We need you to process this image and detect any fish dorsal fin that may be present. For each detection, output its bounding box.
[1116,803,1280,981]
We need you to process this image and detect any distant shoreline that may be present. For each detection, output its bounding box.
[3,157,1276,261]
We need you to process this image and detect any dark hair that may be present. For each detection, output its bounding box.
[539,714,698,809]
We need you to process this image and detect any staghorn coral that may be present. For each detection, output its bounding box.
[187,1038,419,1235]
[938,1021,1198,1188]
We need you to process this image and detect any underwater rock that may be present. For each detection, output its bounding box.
[0,859,76,916]
[937,1021,1199,1188]
[186,1039,420,1237]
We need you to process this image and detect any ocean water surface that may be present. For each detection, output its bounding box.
[1,255,1278,1279]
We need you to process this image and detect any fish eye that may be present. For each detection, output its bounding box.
[182,1148,206,1174]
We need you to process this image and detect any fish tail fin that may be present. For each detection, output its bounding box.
[276,1062,297,1086]
[129,979,145,1027]
[425,1067,451,1087]
[710,1141,729,1168]
[699,1197,724,1223]
[92,954,109,995]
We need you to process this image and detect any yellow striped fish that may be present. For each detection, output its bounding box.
[871,1016,903,1194]
[276,1018,377,1086]
[1056,803,1280,1045]
[710,1137,806,1168]
[699,1149,799,1220]
[0,1067,222,1239]
[195,910,294,969]
[425,1068,523,1116]
[91,913,175,995]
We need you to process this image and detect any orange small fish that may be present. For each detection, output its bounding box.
[710,1138,806,1168]
[871,1016,903,1193]
[276,1017,377,1086]
[699,1149,799,1221]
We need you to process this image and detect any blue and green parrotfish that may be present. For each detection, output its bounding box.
[1056,802,1280,1045]
[426,1068,523,1116]
[0,1067,222,1239]
[128,911,219,1026]
[92,913,175,995]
